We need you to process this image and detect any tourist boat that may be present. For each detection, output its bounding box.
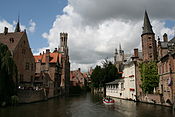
[103,97,115,105]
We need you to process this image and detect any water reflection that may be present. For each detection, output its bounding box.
[0,93,174,117]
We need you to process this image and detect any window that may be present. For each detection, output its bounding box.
[121,83,124,90]
[9,38,14,43]
[20,74,23,83]
[25,62,30,70]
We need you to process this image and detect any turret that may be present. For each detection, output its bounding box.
[142,10,154,36]
[141,10,157,61]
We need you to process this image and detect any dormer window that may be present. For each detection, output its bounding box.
[9,38,14,43]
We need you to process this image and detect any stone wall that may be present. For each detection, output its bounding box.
[139,93,162,105]
[18,89,46,103]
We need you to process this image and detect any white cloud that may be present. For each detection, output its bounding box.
[0,20,14,32]
[41,0,175,72]
[28,19,36,33]
[0,19,36,33]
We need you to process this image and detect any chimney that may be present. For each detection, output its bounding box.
[134,48,139,58]
[4,27,8,35]
[45,49,50,71]
[53,48,58,52]
[163,33,168,42]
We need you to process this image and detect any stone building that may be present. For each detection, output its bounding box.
[34,32,70,96]
[0,21,35,85]
[141,11,157,61]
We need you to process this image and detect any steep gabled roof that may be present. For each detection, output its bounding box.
[0,32,24,52]
[142,10,154,35]
[169,37,175,43]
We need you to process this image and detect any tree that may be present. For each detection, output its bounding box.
[91,59,118,88]
[0,43,17,104]
[91,65,103,88]
[139,61,159,94]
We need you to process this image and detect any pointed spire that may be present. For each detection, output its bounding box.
[15,15,21,32]
[119,43,122,50]
[119,43,123,54]
[115,48,118,54]
[142,10,154,36]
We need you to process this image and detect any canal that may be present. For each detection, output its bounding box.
[0,93,174,117]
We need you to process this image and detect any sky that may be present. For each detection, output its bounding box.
[0,0,175,72]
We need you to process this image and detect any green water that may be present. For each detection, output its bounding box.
[0,93,174,117]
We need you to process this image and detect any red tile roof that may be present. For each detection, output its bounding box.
[34,52,61,63]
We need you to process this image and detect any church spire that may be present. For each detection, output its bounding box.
[142,10,154,36]
[15,16,21,32]
[119,43,122,50]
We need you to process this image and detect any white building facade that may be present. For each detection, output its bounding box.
[106,61,137,101]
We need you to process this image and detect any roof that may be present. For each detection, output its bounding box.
[159,37,175,49]
[106,79,124,85]
[70,69,84,80]
[142,11,154,35]
[34,52,61,63]
[169,37,175,43]
[0,32,24,52]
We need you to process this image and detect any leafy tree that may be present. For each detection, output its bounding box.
[91,59,118,88]
[0,43,17,104]
[91,65,103,88]
[139,61,159,94]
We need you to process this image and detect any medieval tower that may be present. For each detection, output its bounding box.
[141,11,157,61]
[59,32,70,96]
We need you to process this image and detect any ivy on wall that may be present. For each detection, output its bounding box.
[139,61,159,94]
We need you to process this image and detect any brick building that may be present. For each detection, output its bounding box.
[34,32,70,96]
[34,49,62,97]
[70,68,86,87]
[0,21,35,85]
[157,34,175,105]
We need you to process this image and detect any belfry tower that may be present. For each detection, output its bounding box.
[59,32,68,56]
[59,32,70,96]
[141,10,157,61]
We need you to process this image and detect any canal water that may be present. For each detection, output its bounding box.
[0,93,174,117]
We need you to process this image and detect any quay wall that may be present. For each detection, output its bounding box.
[17,89,46,103]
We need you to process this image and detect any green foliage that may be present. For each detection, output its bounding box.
[139,61,159,94]
[91,59,118,88]
[0,43,17,104]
